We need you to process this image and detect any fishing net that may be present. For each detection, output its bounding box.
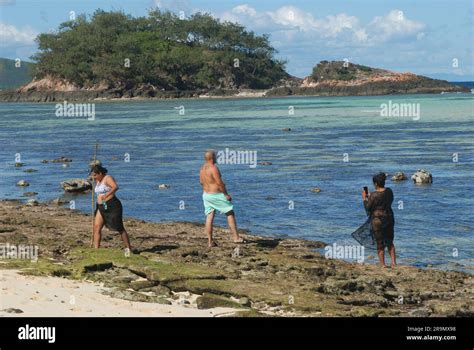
[351,218,377,251]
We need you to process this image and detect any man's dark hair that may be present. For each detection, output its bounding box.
[373,172,386,188]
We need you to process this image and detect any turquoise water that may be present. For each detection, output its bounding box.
[0,94,473,271]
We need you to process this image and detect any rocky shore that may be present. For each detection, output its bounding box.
[0,200,472,317]
[0,83,468,103]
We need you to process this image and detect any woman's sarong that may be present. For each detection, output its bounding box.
[95,196,125,232]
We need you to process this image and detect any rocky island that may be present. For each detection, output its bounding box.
[0,10,468,102]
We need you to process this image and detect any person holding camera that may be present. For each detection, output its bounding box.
[362,172,396,267]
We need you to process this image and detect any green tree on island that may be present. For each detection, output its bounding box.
[31,9,288,91]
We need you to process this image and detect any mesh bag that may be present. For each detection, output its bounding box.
[351,218,376,251]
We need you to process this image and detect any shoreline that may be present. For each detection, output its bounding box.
[0,199,472,317]
[0,84,470,103]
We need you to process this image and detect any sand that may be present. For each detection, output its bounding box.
[0,269,238,317]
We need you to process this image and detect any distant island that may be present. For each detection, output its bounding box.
[0,58,35,90]
[0,9,469,102]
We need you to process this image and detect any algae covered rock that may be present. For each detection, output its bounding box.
[391,172,407,181]
[196,293,246,310]
[61,179,92,193]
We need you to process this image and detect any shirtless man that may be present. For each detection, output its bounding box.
[199,150,243,247]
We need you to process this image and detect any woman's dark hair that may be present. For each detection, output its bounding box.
[90,165,108,175]
[373,172,386,188]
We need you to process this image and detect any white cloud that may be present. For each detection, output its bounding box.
[369,9,425,42]
[0,23,37,47]
[216,5,424,46]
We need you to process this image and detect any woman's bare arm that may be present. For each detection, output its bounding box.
[102,175,119,201]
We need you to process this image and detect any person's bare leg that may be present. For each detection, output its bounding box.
[120,230,132,250]
[205,211,217,247]
[377,247,386,266]
[226,211,243,243]
[93,211,105,249]
[389,244,397,267]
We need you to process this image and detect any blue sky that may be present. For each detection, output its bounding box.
[1,0,473,80]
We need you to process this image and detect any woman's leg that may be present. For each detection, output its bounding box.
[120,230,132,250]
[93,210,105,248]
[372,218,385,266]
[388,244,397,267]
[377,247,385,266]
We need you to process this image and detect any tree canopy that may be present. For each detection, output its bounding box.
[31,9,288,90]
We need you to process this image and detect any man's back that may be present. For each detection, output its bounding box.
[200,163,221,193]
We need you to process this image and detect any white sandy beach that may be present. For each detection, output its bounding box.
[0,269,239,317]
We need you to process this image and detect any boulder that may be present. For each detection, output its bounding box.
[411,169,433,184]
[1,308,23,314]
[16,180,29,187]
[196,293,245,309]
[148,285,172,297]
[23,192,38,197]
[130,279,155,291]
[310,187,322,193]
[238,297,251,307]
[51,198,67,206]
[156,184,170,190]
[26,199,39,206]
[51,156,72,163]
[61,179,92,193]
[258,161,272,166]
[391,172,407,181]
[103,288,172,304]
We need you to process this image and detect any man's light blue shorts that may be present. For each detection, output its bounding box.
[202,192,234,216]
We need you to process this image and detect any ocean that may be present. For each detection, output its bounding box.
[1,93,473,272]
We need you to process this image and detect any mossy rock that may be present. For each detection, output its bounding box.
[104,288,172,304]
[130,279,156,291]
[231,309,272,317]
[3,259,72,277]
[196,293,245,310]
[69,248,225,282]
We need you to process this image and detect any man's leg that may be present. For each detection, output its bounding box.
[226,210,243,243]
[205,210,216,247]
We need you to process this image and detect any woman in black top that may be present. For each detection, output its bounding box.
[363,173,397,267]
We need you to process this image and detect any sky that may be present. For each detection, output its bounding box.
[0,0,473,80]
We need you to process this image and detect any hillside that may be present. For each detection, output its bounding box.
[0,58,35,90]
